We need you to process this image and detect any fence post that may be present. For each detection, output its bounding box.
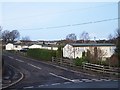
[52,57,54,62]
[60,58,63,64]
[103,66,104,76]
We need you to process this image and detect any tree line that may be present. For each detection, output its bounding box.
[66,31,90,42]
[65,31,118,43]
[66,29,120,67]
[0,26,30,44]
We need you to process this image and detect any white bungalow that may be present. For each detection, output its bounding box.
[6,43,14,50]
[29,44,42,49]
[13,44,22,50]
[6,43,29,51]
[41,45,58,50]
[63,43,116,60]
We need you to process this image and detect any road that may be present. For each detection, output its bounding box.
[3,52,119,89]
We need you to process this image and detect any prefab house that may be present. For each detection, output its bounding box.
[63,43,116,60]
[29,44,42,49]
[6,43,22,51]
[6,43,14,50]
[13,44,22,50]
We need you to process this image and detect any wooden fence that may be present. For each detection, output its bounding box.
[52,57,119,75]
[52,57,74,66]
[82,62,119,75]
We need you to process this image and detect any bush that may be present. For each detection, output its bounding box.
[56,46,63,58]
[27,49,56,61]
[74,57,88,66]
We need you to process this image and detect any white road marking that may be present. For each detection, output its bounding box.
[102,79,111,81]
[23,86,34,89]
[15,59,24,63]
[92,79,102,82]
[38,85,45,87]
[51,83,60,86]
[27,63,41,70]
[82,79,92,82]
[49,73,78,82]
[8,56,14,59]
[71,79,80,83]
[2,64,24,89]
[16,54,97,77]
[100,79,108,81]
[113,80,118,82]
[51,64,95,77]
[64,82,71,84]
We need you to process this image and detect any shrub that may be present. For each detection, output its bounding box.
[74,56,88,66]
[56,46,63,58]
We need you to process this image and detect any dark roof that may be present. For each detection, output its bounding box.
[69,43,115,47]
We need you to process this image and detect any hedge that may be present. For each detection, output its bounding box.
[27,49,56,61]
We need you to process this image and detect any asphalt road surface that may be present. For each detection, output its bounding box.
[3,52,119,89]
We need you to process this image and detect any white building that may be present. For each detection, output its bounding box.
[41,45,58,50]
[29,44,42,49]
[63,43,116,60]
[6,43,58,51]
[6,43,14,50]
[13,44,22,50]
[28,44,58,50]
[6,43,28,51]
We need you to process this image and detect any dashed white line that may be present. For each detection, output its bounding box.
[64,82,71,84]
[16,59,24,63]
[8,56,14,59]
[82,79,92,82]
[49,73,78,82]
[27,63,41,70]
[102,79,111,81]
[113,80,118,82]
[38,85,45,87]
[92,79,102,82]
[23,86,34,89]
[23,78,115,88]
[71,79,80,83]
[51,83,60,86]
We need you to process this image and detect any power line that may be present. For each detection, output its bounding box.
[19,17,119,30]
[4,3,116,21]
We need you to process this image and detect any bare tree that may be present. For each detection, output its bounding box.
[97,48,107,61]
[108,34,113,40]
[86,47,107,64]
[9,30,20,42]
[66,33,77,41]
[108,34,114,43]
[80,31,90,42]
[2,30,20,43]
[2,30,10,43]
[0,26,2,39]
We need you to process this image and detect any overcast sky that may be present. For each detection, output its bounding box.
[1,2,118,41]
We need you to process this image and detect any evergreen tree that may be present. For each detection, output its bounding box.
[115,29,120,67]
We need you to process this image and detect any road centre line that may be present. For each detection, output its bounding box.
[23,86,34,89]
[51,83,61,86]
[49,73,79,82]
[64,82,71,84]
[16,54,97,77]
[8,56,14,59]
[38,85,45,87]
[81,79,93,82]
[15,59,24,63]
[27,63,41,70]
